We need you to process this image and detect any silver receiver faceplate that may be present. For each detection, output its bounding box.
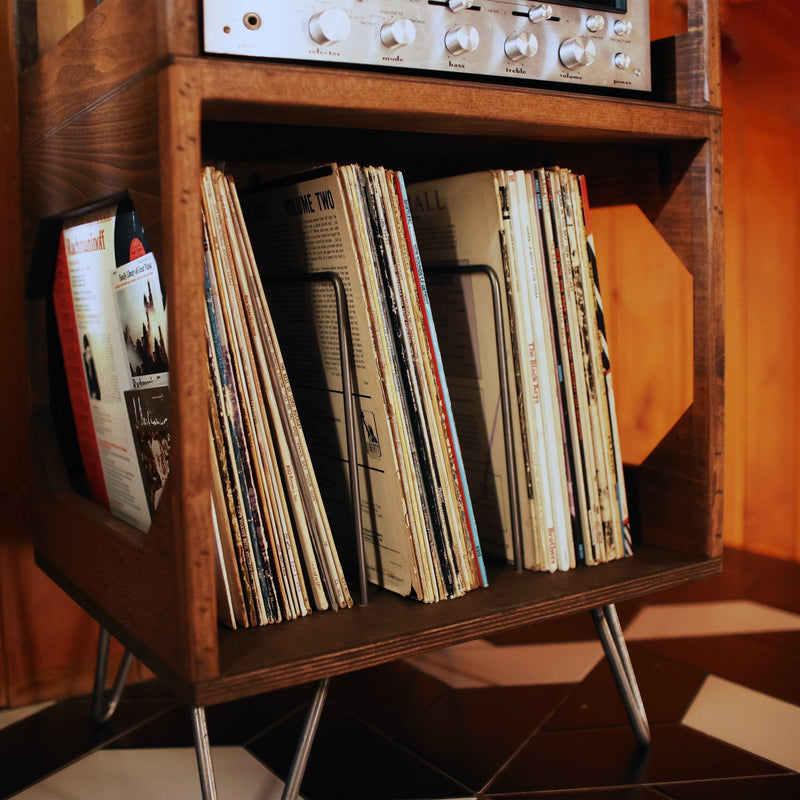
[203,1,651,93]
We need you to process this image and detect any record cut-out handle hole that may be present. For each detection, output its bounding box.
[243,13,262,30]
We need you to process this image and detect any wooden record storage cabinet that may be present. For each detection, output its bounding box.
[18,0,723,719]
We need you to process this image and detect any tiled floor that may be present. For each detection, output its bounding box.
[3,546,800,799]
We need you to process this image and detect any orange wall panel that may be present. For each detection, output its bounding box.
[620,0,800,562]
[721,1,800,561]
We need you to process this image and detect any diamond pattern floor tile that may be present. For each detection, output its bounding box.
[11,747,287,800]
[3,548,800,800]
[624,600,800,640]
[683,675,800,772]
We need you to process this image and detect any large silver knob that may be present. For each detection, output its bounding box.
[528,4,553,23]
[381,18,416,49]
[445,25,480,56]
[505,31,538,61]
[308,8,351,45]
[448,0,474,10]
[559,36,596,69]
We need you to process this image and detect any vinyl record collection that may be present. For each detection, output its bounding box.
[202,167,352,628]
[409,167,632,573]
[201,161,631,628]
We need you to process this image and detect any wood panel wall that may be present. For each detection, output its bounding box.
[720,0,800,561]
[596,0,800,563]
[0,0,16,712]
[655,0,800,562]
[1,0,799,707]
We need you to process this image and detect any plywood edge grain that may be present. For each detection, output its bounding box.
[192,58,718,144]
[190,547,721,706]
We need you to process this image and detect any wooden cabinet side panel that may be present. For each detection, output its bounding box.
[156,0,200,57]
[699,124,725,555]
[156,63,218,682]
[19,0,162,147]
[20,68,218,684]
[653,1,721,108]
[635,132,724,558]
[689,0,722,108]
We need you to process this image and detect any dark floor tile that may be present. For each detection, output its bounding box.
[208,683,315,744]
[0,694,174,798]
[706,548,800,615]
[108,677,176,702]
[619,551,760,607]
[485,724,780,794]
[743,629,800,657]
[248,700,471,800]
[485,610,600,645]
[107,683,315,748]
[396,684,572,792]
[330,660,449,737]
[544,642,706,732]
[484,600,654,648]
[747,556,800,615]
[485,788,670,799]
[640,634,800,706]
[659,773,800,799]
[105,703,195,748]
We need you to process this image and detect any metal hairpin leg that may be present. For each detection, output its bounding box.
[591,604,650,747]
[91,626,135,725]
[190,679,329,800]
[282,677,330,800]
[192,706,219,800]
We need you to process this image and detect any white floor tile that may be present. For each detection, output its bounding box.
[683,675,800,772]
[13,746,291,800]
[406,640,604,688]
[0,701,53,731]
[623,600,800,640]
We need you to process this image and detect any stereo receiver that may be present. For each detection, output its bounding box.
[203,1,651,93]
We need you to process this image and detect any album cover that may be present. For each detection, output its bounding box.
[52,201,170,533]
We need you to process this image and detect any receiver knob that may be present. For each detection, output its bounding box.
[308,8,351,46]
[586,15,605,33]
[381,18,417,49]
[448,0,474,10]
[445,24,480,56]
[505,31,538,61]
[614,19,633,37]
[559,36,596,69]
[614,52,631,69]
[528,4,553,23]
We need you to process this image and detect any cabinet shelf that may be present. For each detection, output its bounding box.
[208,545,718,707]
[35,539,719,707]
[196,58,718,139]
[20,0,724,712]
